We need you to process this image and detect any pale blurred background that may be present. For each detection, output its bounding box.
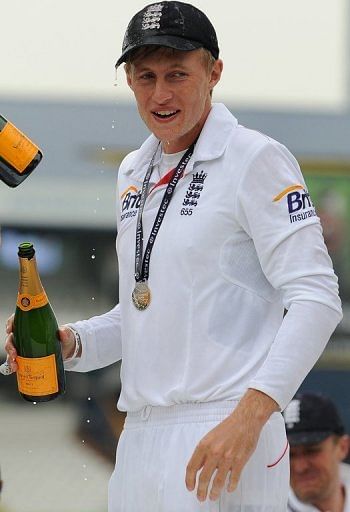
[1,0,350,510]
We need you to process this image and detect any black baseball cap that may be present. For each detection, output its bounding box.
[284,392,345,446]
[115,1,219,68]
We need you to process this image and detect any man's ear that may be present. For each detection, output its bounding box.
[209,59,223,90]
[338,435,350,461]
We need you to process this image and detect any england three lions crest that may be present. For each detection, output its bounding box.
[181,171,208,216]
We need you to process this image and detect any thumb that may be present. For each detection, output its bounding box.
[58,325,75,343]
[58,325,76,359]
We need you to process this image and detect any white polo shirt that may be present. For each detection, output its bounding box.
[66,103,342,413]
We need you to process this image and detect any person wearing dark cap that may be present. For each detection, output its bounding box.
[284,392,350,511]
[4,1,342,510]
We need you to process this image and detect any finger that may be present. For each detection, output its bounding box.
[5,334,17,358]
[209,461,231,501]
[227,463,243,493]
[7,352,18,373]
[186,448,206,492]
[196,460,218,502]
[5,332,15,352]
[6,314,14,334]
[9,358,19,373]
[4,334,19,372]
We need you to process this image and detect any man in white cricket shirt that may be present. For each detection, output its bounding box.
[285,392,350,512]
[4,1,343,510]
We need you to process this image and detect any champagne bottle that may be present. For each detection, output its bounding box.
[13,242,66,402]
[0,114,43,188]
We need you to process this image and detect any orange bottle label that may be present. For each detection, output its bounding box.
[0,121,39,173]
[16,355,59,396]
[17,292,48,311]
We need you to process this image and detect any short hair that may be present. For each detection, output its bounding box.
[124,46,216,75]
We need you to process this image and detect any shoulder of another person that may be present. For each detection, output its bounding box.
[343,465,350,512]
[340,462,350,480]
[286,502,316,512]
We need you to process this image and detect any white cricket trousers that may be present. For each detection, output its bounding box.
[108,401,289,511]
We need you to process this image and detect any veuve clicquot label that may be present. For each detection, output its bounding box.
[0,120,39,173]
[16,355,59,396]
[16,291,49,311]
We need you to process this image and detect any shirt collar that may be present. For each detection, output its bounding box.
[288,489,318,511]
[288,473,350,512]
[124,103,238,182]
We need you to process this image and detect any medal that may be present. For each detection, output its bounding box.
[132,140,196,310]
[132,281,151,310]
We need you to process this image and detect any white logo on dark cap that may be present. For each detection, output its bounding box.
[142,4,163,30]
[284,399,301,428]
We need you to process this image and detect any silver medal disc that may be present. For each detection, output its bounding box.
[132,282,151,310]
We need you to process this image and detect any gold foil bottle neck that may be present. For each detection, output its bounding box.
[18,255,44,296]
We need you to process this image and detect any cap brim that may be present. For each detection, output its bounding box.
[115,35,203,68]
[287,431,333,446]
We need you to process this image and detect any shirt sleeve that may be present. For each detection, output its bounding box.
[235,139,343,410]
[64,304,122,372]
[65,164,125,373]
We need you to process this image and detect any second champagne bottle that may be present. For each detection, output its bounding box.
[0,115,43,187]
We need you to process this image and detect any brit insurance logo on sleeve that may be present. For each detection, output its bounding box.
[120,186,141,222]
[273,184,317,224]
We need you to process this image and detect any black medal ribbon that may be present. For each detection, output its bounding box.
[134,141,161,283]
[133,141,195,298]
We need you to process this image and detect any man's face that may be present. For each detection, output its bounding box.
[290,435,349,505]
[126,48,222,153]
